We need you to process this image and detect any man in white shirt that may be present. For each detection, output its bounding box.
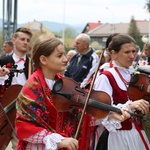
[0,27,33,150]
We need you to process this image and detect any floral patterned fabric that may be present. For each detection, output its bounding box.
[15,68,93,149]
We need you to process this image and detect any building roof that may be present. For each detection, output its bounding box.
[82,22,102,33]
[87,20,149,37]
[24,20,54,36]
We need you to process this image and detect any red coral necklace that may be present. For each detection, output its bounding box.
[114,67,131,89]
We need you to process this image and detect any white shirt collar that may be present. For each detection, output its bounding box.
[12,53,26,62]
[45,78,55,90]
[112,60,135,74]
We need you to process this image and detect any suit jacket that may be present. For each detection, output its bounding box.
[0,55,30,98]
[0,51,14,58]
[64,48,99,83]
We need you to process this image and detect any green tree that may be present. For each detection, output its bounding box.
[61,27,77,39]
[144,0,150,44]
[0,32,3,55]
[59,27,77,51]
[128,16,143,49]
[145,0,150,12]
[141,2,150,142]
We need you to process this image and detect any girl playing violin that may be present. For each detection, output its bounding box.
[93,34,150,150]
[15,34,133,150]
[15,35,78,150]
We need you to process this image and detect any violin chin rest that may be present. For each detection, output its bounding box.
[53,78,63,92]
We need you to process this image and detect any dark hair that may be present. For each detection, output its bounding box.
[14,27,32,38]
[145,43,150,49]
[4,41,13,47]
[108,34,136,53]
[105,33,119,48]
[31,35,63,70]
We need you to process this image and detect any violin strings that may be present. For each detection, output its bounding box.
[72,94,145,120]
[72,94,121,113]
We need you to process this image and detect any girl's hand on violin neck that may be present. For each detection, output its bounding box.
[108,108,130,122]
[57,137,78,150]
[129,99,150,115]
[0,65,10,76]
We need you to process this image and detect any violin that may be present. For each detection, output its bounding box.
[0,84,22,150]
[2,68,24,73]
[52,77,143,119]
[128,73,150,102]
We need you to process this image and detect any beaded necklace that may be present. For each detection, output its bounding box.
[114,67,131,89]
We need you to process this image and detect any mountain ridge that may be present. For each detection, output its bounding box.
[0,19,84,34]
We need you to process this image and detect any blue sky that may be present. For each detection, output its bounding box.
[0,0,149,25]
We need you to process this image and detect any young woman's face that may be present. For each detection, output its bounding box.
[112,42,136,68]
[44,44,68,74]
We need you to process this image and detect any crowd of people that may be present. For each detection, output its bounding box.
[0,27,150,150]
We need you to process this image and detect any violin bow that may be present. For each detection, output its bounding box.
[133,42,147,69]
[74,50,104,139]
[28,57,32,78]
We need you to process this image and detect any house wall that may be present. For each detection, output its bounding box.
[90,36,108,50]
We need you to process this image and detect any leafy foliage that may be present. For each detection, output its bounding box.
[59,27,77,51]
[0,32,3,55]
[144,0,150,12]
[128,16,143,49]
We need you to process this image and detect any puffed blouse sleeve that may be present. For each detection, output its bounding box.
[93,74,122,132]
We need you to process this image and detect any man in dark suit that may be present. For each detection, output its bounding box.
[1,41,14,57]
[64,33,99,85]
[0,27,32,150]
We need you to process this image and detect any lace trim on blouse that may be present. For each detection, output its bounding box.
[24,129,65,150]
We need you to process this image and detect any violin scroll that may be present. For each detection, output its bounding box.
[9,68,24,73]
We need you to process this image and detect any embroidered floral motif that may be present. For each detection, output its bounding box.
[16,69,93,149]
[61,109,82,136]
[16,69,57,134]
